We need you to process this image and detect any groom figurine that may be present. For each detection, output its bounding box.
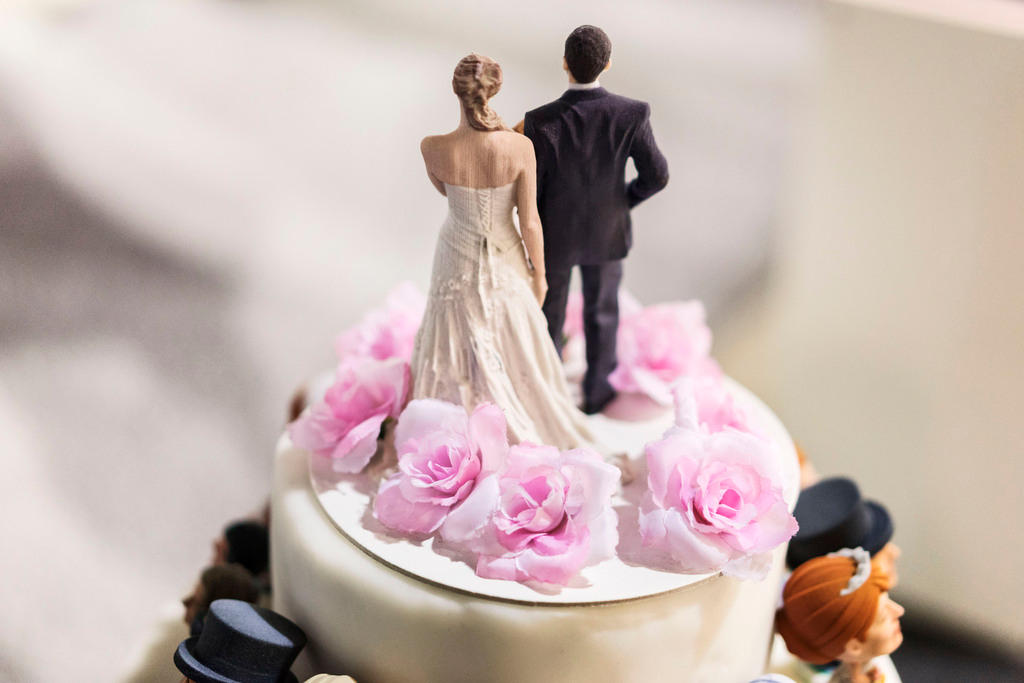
[521,25,669,414]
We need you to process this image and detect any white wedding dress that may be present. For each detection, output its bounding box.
[410,181,596,450]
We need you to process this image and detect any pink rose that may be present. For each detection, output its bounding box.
[289,357,410,473]
[638,388,796,579]
[442,443,620,586]
[373,399,509,535]
[672,377,752,435]
[609,301,720,405]
[335,282,426,362]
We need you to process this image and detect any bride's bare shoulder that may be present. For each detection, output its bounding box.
[420,134,444,156]
[422,131,462,148]
[494,130,536,168]
[491,129,529,144]
[481,130,532,157]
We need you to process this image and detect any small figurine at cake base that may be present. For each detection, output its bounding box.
[174,599,306,683]
[211,519,270,591]
[181,565,259,636]
[776,548,905,683]
[787,476,902,587]
[521,25,669,414]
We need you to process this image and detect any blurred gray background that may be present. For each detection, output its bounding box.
[1,0,1021,680]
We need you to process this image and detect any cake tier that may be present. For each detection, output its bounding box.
[271,380,799,682]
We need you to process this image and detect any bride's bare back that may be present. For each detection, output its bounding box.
[421,128,532,191]
[421,127,547,304]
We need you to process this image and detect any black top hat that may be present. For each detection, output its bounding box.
[174,599,307,683]
[786,477,893,570]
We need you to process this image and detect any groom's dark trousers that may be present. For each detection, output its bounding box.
[525,87,668,411]
[542,261,624,411]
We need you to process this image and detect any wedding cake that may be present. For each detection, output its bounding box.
[270,285,801,682]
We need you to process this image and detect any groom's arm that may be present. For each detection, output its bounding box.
[626,104,669,209]
[522,113,547,208]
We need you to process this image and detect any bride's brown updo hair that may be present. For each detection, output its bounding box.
[452,54,507,132]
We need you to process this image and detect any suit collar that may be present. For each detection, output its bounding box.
[559,87,609,103]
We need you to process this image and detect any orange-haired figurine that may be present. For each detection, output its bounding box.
[776,548,904,683]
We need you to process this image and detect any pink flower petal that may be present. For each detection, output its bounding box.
[394,399,466,448]
[288,402,346,455]
[561,448,620,520]
[644,431,695,507]
[374,475,450,535]
[585,508,619,565]
[476,554,520,582]
[289,357,408,474]
[611,300,717,405]
[335,282,425,363]
[468,403,509,473]
[451,442,618,585]
[517,523,591,584]
[330,413,387,473]
[657,507,731,572]
[375,398,511,539]
[638,408,796,575]
[440,475,501,550]
[722,551,773,581]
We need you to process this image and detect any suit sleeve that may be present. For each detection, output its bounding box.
[626,104,669,209]
[523,113,546,207]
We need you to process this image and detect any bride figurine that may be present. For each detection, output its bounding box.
[411,53,596,450]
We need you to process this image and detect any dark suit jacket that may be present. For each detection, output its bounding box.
[524,87,668,269]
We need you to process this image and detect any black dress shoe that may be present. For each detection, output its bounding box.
[582,392,616,415]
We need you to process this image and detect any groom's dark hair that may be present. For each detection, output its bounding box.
[564,25,611,84]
